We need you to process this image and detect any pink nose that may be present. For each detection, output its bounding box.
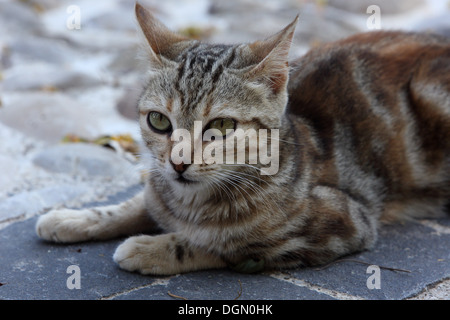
[170,159,189,173]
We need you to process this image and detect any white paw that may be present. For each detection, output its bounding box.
[36,208,99,243]
[113,235,175,275]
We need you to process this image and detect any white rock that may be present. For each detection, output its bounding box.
[0,139,142,225]
[0,185,86,221]
[6,36,80,66]
[327,0,426,14]
[32,143,138,178]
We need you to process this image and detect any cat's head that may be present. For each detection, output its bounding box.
[135,3,297,194]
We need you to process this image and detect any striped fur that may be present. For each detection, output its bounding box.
[36,4,450,275]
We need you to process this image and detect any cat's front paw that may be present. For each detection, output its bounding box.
[113,235,174,275]
[36,208,99,243]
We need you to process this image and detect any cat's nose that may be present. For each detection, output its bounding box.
[170,159,190,173]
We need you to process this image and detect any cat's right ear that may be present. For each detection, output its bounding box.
[245,16,298,94]
[135,2,190,66]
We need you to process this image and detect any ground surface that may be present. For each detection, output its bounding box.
[0,0,449,300]
[1,186,449,300]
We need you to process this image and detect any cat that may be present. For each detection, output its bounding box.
[35,3,450,275]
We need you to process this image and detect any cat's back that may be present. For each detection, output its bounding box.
[286,31,450,207]
[287,31,450,116]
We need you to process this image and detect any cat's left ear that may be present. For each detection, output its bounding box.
[135,2,191,66]
[246,16,299,94]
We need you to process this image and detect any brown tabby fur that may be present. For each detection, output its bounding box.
[288,31,450,222]
[35,3,450,275]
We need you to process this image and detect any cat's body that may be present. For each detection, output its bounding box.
[288,31,450,223]
[36,4,450,275]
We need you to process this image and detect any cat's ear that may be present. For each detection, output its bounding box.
[135,2,190,66]
[246,16,298,93]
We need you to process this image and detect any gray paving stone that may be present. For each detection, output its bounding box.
[327,0,425,14]
[0,184,86,222]
[111,270,334,300]
[1,197,448,300]
[32,144,135,178]
[2,64,102,91]
[0,92,101,143]
[287,220,450,300]
[0,1,44,39]
[0,217,153,300]
[0,215,331,300]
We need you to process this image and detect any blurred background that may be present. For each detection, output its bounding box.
[0,0,449,226]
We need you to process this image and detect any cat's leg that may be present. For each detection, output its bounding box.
[266,185,381,269]
[113,233,226,275]
[36,191,155,243]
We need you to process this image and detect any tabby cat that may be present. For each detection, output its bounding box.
[35,3,450,275]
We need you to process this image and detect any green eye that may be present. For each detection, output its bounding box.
[148,112,172,133]
[207,118,236,137]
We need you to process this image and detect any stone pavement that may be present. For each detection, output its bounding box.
[1,0,449,301]
[1,185,448,300]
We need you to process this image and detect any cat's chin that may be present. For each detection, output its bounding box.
[168,175,205,193]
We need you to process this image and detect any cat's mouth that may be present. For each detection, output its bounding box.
[175,175,197,185]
